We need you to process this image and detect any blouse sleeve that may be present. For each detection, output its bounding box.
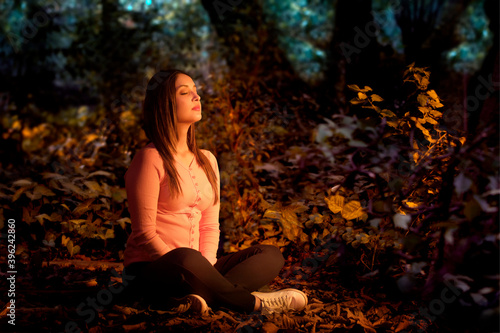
[125,148,171,260]
[199,151,221,265]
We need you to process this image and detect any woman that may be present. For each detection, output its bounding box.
[122,69,307,315]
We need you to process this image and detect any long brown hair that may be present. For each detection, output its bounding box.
[142,69,219,204]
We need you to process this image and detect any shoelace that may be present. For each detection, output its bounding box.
[262,295,293,313]
[169,298,193,313]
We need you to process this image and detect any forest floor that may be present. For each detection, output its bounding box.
[0,245,449,333]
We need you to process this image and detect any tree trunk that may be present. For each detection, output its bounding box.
[200,0,306,90]
[395,0,470,72]
[322,0,382,115]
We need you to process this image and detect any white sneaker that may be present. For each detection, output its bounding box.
[252,288,308,315]
[151,294,209,315]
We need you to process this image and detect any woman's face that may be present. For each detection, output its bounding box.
[174,73,202,124]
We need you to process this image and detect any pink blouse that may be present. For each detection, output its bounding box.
[123,143,220,267]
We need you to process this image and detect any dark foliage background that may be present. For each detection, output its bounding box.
[0,0,498,332]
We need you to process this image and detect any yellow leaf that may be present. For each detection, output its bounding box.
[347,84,361,91]
[12,179,34,187]
[425,117,438,125]
[116,217,131,229]
[371,94,384,102]
[72,199,94,217]
[430,110,442,117]
[280,205,306,241]
[67,240,81,257]
[418,106,430,115]
[12,120,21,130]
[420,77,429,88]
[112,188,127,203]
[430,100,444,108]
[60,181,86,197]
[33,185,56,197]
[341,200,364,220]
[325,194,345,214]
[403,200,421,208]
[417,94,428,106]
[12,187,28,202]
[42,172,68,180]
[87,170,115,179]
[464,199,481,221]
[350,98,365,105]
[427,89,439,101]
[23,207,36,224]
[84,133,99,144]
[60,203,71,211]
[61,235,70,246]
[35,213,53,225]
[413,151,420,163]
[358,92,367,100]
[362,105,380,112]
[104,228,115,239]
[85,279,98,287]
[415,122,436,143]
[69,219,87,224]
[387,120,398,128]
[120,110,137,128]
[84,180,102,193]
[380,109,396,118]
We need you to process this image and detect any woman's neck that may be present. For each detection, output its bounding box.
[176,125,191,155]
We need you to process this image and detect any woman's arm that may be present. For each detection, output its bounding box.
[126,148,172,260]
[199,151,221,265]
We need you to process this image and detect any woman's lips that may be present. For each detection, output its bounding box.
[192,106,201,111]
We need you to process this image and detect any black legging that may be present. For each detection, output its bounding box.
[123,245,285,312]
